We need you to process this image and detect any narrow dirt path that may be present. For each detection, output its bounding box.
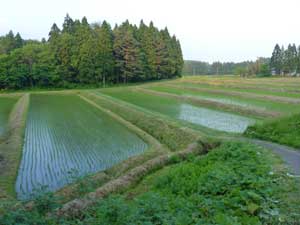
[250,139,300,176]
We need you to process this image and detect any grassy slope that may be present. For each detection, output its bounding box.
[245,114,300,149]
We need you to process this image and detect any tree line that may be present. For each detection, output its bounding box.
[270,44,300,76]
[0,15,183,89]
[183,58,270,77]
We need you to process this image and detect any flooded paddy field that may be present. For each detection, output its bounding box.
[16,94,148,199]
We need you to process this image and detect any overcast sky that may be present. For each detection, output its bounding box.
[1,0,300,62]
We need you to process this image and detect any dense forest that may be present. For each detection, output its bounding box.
[183,58,270,76]
[0,15,183,89]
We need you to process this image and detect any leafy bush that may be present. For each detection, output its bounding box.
[245,114,300,148]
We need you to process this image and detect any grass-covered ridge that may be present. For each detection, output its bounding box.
[245,114,300,149]
[1,142,298,224]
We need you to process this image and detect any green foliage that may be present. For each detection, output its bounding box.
[0,16,183,90]
[245,114,300,148]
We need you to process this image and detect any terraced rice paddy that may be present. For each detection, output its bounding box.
[16,94,148,199]
[99,89,255,133]
[0,97,18,137]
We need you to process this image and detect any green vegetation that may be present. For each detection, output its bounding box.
[0,96,18,137]
[1,142,298,224]
[0,15,183,89]
[16,94,148,199]
[246,114,300,148]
